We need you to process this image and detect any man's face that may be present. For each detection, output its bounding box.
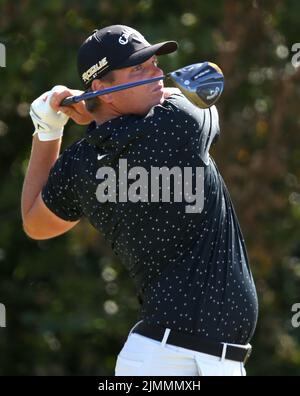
[108,56,164,115]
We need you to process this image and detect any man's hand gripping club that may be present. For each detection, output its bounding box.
[30,85,93,141]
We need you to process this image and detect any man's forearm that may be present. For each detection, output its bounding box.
[21,135,62,221]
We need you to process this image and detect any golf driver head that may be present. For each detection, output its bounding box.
[168,62,224,108]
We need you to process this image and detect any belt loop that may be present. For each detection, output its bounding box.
[243,344,252,364]
[129,320,143,336]
[161,328,171,347]
[220,343,227,361]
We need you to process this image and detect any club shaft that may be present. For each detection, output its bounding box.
[61,76,165,106]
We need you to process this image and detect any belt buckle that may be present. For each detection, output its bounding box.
[243,346,252,364]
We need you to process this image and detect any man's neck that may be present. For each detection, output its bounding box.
[93,107,123,126]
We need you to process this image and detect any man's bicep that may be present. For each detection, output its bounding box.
[23,192,80,240]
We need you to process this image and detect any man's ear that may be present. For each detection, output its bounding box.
[91,79,113,104]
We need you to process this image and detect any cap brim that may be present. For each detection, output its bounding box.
[117,41,178,69]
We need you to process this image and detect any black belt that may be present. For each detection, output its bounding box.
[132,322,252,364]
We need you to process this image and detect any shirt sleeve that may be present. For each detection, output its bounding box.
[42,143,83,221]
[166,93,221,165]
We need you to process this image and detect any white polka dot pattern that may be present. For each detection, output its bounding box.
[42,93,258,344]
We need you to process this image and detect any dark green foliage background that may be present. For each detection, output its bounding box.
[1,0,300,375]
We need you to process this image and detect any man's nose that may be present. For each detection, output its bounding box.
[150,64,163,78]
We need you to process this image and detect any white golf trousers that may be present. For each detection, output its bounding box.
[115,324,247,376]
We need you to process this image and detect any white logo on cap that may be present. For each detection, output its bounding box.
[119,33,130,45]
[82,57,109,84]
[118,29,148,46]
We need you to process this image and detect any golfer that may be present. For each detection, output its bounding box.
[21,25,258,376]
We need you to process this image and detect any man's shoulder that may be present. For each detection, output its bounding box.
[160,92,189,112]
[165,92,219,113]
[57,137,94,170]
[144,92,192,122]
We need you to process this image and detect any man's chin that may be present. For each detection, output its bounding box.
[154,92,165,106]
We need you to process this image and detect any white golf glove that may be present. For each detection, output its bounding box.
[30,85,69,141]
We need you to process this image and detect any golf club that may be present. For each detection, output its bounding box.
[61,62,224,109]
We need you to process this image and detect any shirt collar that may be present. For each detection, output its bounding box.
[85,114,146,152]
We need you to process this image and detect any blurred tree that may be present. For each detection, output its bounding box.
[0,0,300,375]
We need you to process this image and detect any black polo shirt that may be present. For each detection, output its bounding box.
[42,93,258,344]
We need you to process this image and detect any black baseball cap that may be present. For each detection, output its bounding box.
[77,25,178,88]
